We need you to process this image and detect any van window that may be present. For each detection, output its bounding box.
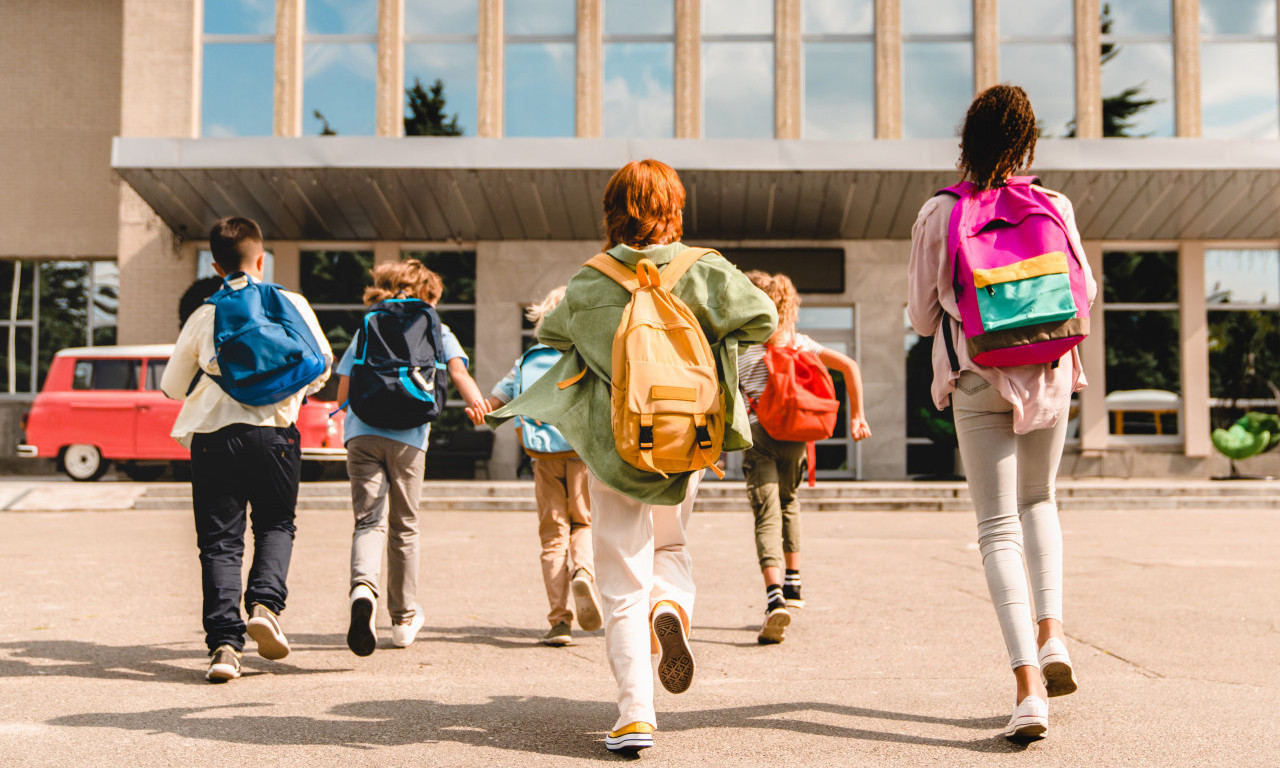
[144,360,168,391]
[72,359,140,391]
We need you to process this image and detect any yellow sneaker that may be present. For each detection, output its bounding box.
[605,722,654,753]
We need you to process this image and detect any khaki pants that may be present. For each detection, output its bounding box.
[742,422,806,570]
[532,456,593,626]
[590,470,701,731]
[347,435,425,622]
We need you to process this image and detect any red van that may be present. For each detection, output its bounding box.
[18,344,345,481]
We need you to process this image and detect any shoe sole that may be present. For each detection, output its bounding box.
[654,611,694,694]
[1004,719,1048,741]
[605,734,654,753]
[246,618,290,661]
[205,662,239,683]
[347,597,377,657]
[1041,660,1078,697]
[572,578,603,632]
[540,635,573,647]
[784,598,806,609]
[758,609,791,645]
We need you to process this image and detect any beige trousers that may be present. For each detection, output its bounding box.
[532,456,593,626]
[347,435,425,622]
[589,470,701,731]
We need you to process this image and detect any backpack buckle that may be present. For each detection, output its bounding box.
[695,424,713,449]
[638,425,654,450]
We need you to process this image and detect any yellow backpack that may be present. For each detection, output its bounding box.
[584,248,726,479]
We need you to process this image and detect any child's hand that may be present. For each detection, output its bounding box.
[850,417,872,442]
[465,397,493,426]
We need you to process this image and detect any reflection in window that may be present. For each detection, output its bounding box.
[1201,0,1275,34]
[303,0,377,135]
[407,0,478,35]
[1206,250,1280,305]
[301,250,374,356]
[803,0,873,139]
[604,0,675,138]
[406,1,479,137]
[306,0,377,34]
[606,0,673,35]
[1201,0,1279,138]
[1103,250,1178,304]
[404,251,477,442]
[703,0,774,138]
[505,0,576,137]
[901,0,971,139]
[798,307,854,330]
[901,0,971,35]
[201,0,275,137]
[1206,248,1280,427]
[999,0,1074,137]
[1099,1,1173,137]
[1102,250,1180,434]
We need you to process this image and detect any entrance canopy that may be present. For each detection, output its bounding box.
[112,137,1280,242]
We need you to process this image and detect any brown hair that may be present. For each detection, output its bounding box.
[209,216,264,273]
[957,84,1038,191]
[744,270,799,333]
[602,159,685,249]
[362,260,444,306]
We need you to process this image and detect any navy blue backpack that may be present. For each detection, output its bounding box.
[205,273,327,406]
[347,299,449,429]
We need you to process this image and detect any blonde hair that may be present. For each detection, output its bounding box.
[745,270,799,332]
[525,285,566,332]
[362,260,444,306]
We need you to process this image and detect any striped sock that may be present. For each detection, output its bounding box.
[783,571,802,603]
[765,584,785,613]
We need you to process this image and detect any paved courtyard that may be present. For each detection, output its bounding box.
[0,486,1276,766]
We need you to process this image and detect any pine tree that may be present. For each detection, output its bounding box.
[404,77,463,136]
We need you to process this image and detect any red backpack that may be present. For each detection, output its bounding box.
[750,344,840,486]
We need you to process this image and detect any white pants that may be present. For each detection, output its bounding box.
[952,372,1067,670]
[589,470,702,731]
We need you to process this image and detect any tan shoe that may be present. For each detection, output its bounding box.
[246,604,290,660]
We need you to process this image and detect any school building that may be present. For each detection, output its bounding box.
[5,0,1280,480]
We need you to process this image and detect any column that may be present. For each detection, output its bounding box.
[675,0,700,138]
[1179,242,1210,457]
[973,0,998,92]
[373,241,401,267]
[775,0,802,139]
[270,242,303,292]
[576,0,603,137]
[1172,0,1201,137]
[1074,0,1101,138]
[874,0,901,139]
[1079,240,1108,451]
[274,0,304,137]
[377,0,405,137]
[478,0,504,137]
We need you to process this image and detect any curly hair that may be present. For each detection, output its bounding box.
[744,270,799,333]
[957,84,1038,191]
[362,260,444,306]
[602,159,685,249]
[525,285,566,333]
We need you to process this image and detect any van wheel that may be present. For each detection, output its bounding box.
[62,444,108,481]
[120,462,166,482]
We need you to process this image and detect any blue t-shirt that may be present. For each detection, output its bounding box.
[337,323,468,451]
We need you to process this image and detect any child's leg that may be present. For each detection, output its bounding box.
[743,426,784,585]
[534,457,574,626]
[565,458,594,579]
[650,469,700,616]
[347,436,391,597]
[191,429,252,653]
[242,425,301,615]
[777,440,807,558]
[1015,408,1070,631]
[384,440,426,622]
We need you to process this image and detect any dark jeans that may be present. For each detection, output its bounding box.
[191,423,301,653]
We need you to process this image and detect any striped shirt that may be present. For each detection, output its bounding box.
[739,333,826,423]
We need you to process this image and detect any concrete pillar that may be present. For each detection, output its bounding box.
[271,242,302,291]
[874,0,901,139]
[576,0,603,137]
[973,0,998,92]
[1074,0,1102,138]
[675,0,701,138]
[477,0,504,137]
[377,0,405,137]
[275,0,304,137]
[1179,242,1210,456]
[374,241,401,267]
[775,0,801,139]
[1173,0,1201,137]
[1079,240,1108,451]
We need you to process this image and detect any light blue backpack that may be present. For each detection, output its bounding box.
[516,344,574,455]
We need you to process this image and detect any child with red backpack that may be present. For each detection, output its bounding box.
[472,285,603,648]
[739,271,871,645]
[908,85,1095,742]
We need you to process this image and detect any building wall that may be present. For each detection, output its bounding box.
[0,0,123,258]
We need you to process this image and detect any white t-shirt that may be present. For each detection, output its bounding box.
[738,333,826,423]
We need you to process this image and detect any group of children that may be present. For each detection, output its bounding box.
[167,83,1084,751]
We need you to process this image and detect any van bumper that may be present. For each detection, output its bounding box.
[17,444,38,458]
[301,447,347,462]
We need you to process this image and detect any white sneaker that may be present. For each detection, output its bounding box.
[246,604,290,660]
[347,584,377,657]
[391,607,425,648]
[1003,695,1048,741]
[1038,637,1078,697]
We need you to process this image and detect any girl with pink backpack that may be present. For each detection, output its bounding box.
[907,85,1096,742]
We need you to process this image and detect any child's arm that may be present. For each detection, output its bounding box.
[817,347,872,441]
[450,358,491,425]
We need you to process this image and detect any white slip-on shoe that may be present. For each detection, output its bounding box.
[391,607,425,648]
[246,604,290,661]
[347,584,377,657]
[1038,637,1078,697]
[1003,695,1048,741]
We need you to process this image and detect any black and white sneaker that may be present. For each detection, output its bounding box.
[783,571,805,609]
[347,584,377,657]
[206,645,241,683]
[758,604,791,645]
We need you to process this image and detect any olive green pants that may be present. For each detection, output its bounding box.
[742,422,807,570]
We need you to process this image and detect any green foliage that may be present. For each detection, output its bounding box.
[1104,311,1180,393]
[1208,310,1280,412]
[404,78,463,137]
[313,109,337,136]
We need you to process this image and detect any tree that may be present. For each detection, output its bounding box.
[404,77,463,136]
[313,109,337,136]
[1067,3,1159,138]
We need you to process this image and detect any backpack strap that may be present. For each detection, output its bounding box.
[585,253,640,291]
[658,247,713,288]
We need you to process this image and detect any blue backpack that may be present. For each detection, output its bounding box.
[205,273,327,406]
[516,344,573,455]
[347,299,450,429]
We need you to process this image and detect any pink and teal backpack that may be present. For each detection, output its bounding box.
[938,176,1090,368]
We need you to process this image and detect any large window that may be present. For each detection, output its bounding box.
[300,249,375,360]
[201,0,276,137]
[1099,0,1174,137]
[1000,0,1075,137]
[406,0,478,136]
[703,0,775,138]
[304,0,378,136]
[505,0,576,137]
[1201,0,1279,139]
[1103,250,1181,438]
[1,260,118,394]
[1206,249,1280,428]
[404,250,478,440]
[901,0,973,139]
[603,0,675,138]
[802,0,874,139]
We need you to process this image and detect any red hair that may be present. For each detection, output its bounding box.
[602,159,686,249]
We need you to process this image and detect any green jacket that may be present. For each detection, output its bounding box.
[487,242,777,504]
